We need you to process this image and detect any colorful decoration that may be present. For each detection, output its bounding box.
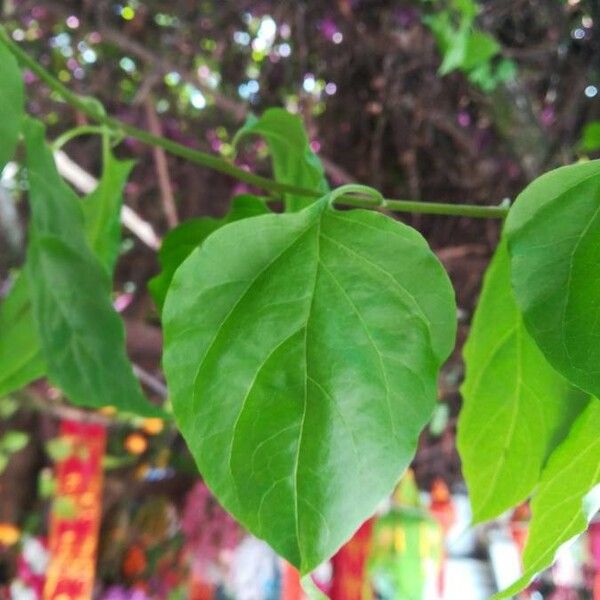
[281,562,304,600]
[509,502,530,557]
[330,519,375,600]
[11,536,49,599]
[43,420,106,600]
[124,433,148,455]
[0,522,20,546]
[589,520,600,600]
[428,478,456,596]
[368,471,443,600]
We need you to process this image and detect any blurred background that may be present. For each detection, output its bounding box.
[0,0,599,598]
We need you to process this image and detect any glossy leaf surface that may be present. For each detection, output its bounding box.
[496,397,600,598]
[149,195,269,311]
[0,40,24,169]
[506,160,600,397]
[163,195,456,572]
[234,108,329,212]
[458,240,588,521]
[23,118,161,416]
[0,273,46,397]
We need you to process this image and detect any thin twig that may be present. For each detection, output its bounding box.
[143,97,179,227]
[0,27,510,219]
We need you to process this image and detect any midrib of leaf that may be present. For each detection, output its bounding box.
[37,243,107,400]
[317,259,397,441]
[190,220,318,405]
[296,218,321,567]
[474,323,524,515]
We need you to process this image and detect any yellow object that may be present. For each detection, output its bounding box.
[141,418,164,435]
[0,522,20,545]
[124,433,148,455]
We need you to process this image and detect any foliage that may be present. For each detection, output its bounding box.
[0,430,29,474]
[580,121,600,153]
[149,194,269,311]
[162,186,455,573]
[0,23,599,598]
[423,0,517,91]
[233,109,329,212]
[458,239,588,522]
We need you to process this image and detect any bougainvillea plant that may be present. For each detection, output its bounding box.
[0,26,598,598]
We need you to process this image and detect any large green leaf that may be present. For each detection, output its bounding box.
[233,108,329,212]
[23,118,161,416]
[458,239,588,522]
[495,397,600,599]
[163,190,456,573]
[506,160,600,397]
[0,273,46,397]
[0,40,24,170]
[82,149,134,274]
[149,195,269,311]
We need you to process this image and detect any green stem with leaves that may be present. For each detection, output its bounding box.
[0,26,509,219]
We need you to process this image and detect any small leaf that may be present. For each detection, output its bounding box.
[0,39,24,170]
[0,273,46,397]
[458,240,588,522]
[506,160,600,397]
[580,121,600,153]
[23,117,162,417]
[163,192,456,573]
[234,108,329,212]
[495,398,600,599]
[82,149,134,274]
[0,431,29,453]
[0,453,9,474]
[149,195,269,311]
[46,438,73,461]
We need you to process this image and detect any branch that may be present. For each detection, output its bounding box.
[0,28,510,220]
[143,97,179,227]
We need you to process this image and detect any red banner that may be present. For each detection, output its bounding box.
[330,519,375,600]
[43,420,106,600]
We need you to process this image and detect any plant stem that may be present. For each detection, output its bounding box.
[51,125,108,151]
[0,27,510,220]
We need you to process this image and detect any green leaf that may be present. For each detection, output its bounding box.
[580,121,600,153]
[0,141,135,398]
[163,191,456,573]
[0,273,46,397]
[0,453,9,474]
[458,240,588,522]
[0,39,24,170]
[233,108,329,212]
[0,431,29,453]
[23,117,162,417]
[82,149,134,274]
[506,160,600,397]
[149,195,269,311]
[46,438,73,461]
[462,31,500,70]
[495,398,600,599]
